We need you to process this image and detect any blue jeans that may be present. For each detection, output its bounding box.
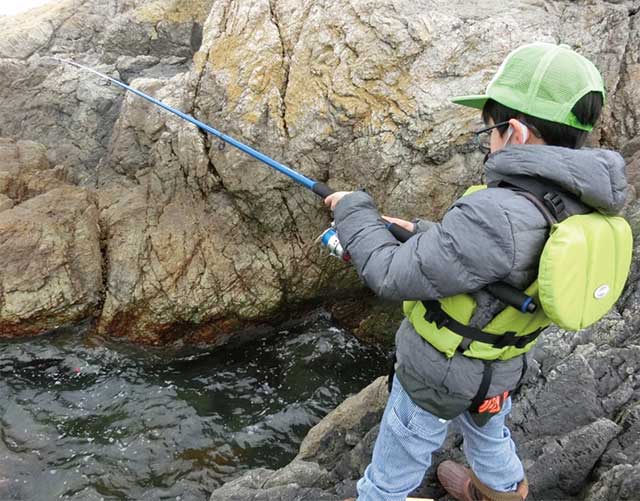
[356,376,525,501]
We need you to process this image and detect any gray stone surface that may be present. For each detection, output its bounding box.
[0,0,213,179]
[209,465,340,501]
[585,464,640,501]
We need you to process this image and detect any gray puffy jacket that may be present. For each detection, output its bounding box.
[333,145,628,419]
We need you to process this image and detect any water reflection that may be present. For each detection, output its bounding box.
[0,317,387,500]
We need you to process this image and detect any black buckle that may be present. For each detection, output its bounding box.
[543,192,566,220]
[493,331,534,349]
[434,316,450,329]
[513,335,532,349]
[492,331,517,349]
[424,308,450,330]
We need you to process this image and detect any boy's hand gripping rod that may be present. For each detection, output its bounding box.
[54,58,536,314]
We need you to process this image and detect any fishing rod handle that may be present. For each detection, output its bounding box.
[386,223,415,242]
[486,283,537,313]
[314,183,414,242]
[314,182,411,253]
[312,182,334,198]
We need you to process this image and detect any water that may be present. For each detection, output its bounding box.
[0,316,388,500]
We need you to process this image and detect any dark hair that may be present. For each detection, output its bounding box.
[481,91,603,149]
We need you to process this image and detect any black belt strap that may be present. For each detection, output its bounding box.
[470,361,493,411]
[514,191,558,226]
[518,354,528,386]
[421,300,542,349]
[387,351,396,393]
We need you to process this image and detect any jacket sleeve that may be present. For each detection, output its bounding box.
[332,190,516,301]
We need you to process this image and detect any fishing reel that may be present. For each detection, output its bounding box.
[317,223,350,261]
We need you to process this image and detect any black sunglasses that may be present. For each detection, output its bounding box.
[473,121,510,154]
[473,120,541,154]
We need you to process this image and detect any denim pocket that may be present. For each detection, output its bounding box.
[392,389,417,429]
[391,387,452,442]
[390,388,446,441]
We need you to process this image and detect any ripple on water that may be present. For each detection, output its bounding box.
[0,317,388,500]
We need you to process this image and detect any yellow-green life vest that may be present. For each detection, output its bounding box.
[403,282,551,361]
[403,184,633,361]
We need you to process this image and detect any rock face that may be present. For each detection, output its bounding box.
[0,139,101,336]
[2,0,639,341]
[207,202,640,500]
[0,0,637,340]
[0,2,636,327]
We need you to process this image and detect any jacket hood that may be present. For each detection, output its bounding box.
[485,145,628,215]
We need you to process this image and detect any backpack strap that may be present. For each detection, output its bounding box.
[514,191,558,227]
[490,176,580,223]
[469,360,494,411]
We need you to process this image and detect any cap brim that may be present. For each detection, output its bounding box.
[450,94,489,110]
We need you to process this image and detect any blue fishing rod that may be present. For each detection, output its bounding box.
[55,58,536,314]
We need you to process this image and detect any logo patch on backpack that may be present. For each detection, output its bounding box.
[594,284,610,300]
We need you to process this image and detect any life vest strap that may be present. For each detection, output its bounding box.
[421,300,543,349]
[469,360,494,411]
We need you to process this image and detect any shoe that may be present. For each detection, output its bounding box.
[437,460,528,501]
[437,460,475,501]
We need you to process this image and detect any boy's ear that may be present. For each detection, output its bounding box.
[507,118,529,144]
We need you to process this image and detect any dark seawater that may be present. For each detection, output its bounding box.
[0,316,388,500]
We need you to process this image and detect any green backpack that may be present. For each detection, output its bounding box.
[498,185,632,330]
[537,210,632,330]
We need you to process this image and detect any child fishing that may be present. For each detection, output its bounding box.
[326,42,630,501]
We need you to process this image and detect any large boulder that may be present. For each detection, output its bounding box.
[0,138,101,335]
[95,0,640,341]
[0,0,639,344]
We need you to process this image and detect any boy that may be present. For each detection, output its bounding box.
[325,43,628,501]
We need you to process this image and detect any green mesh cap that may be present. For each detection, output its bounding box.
[451,43,605,131]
